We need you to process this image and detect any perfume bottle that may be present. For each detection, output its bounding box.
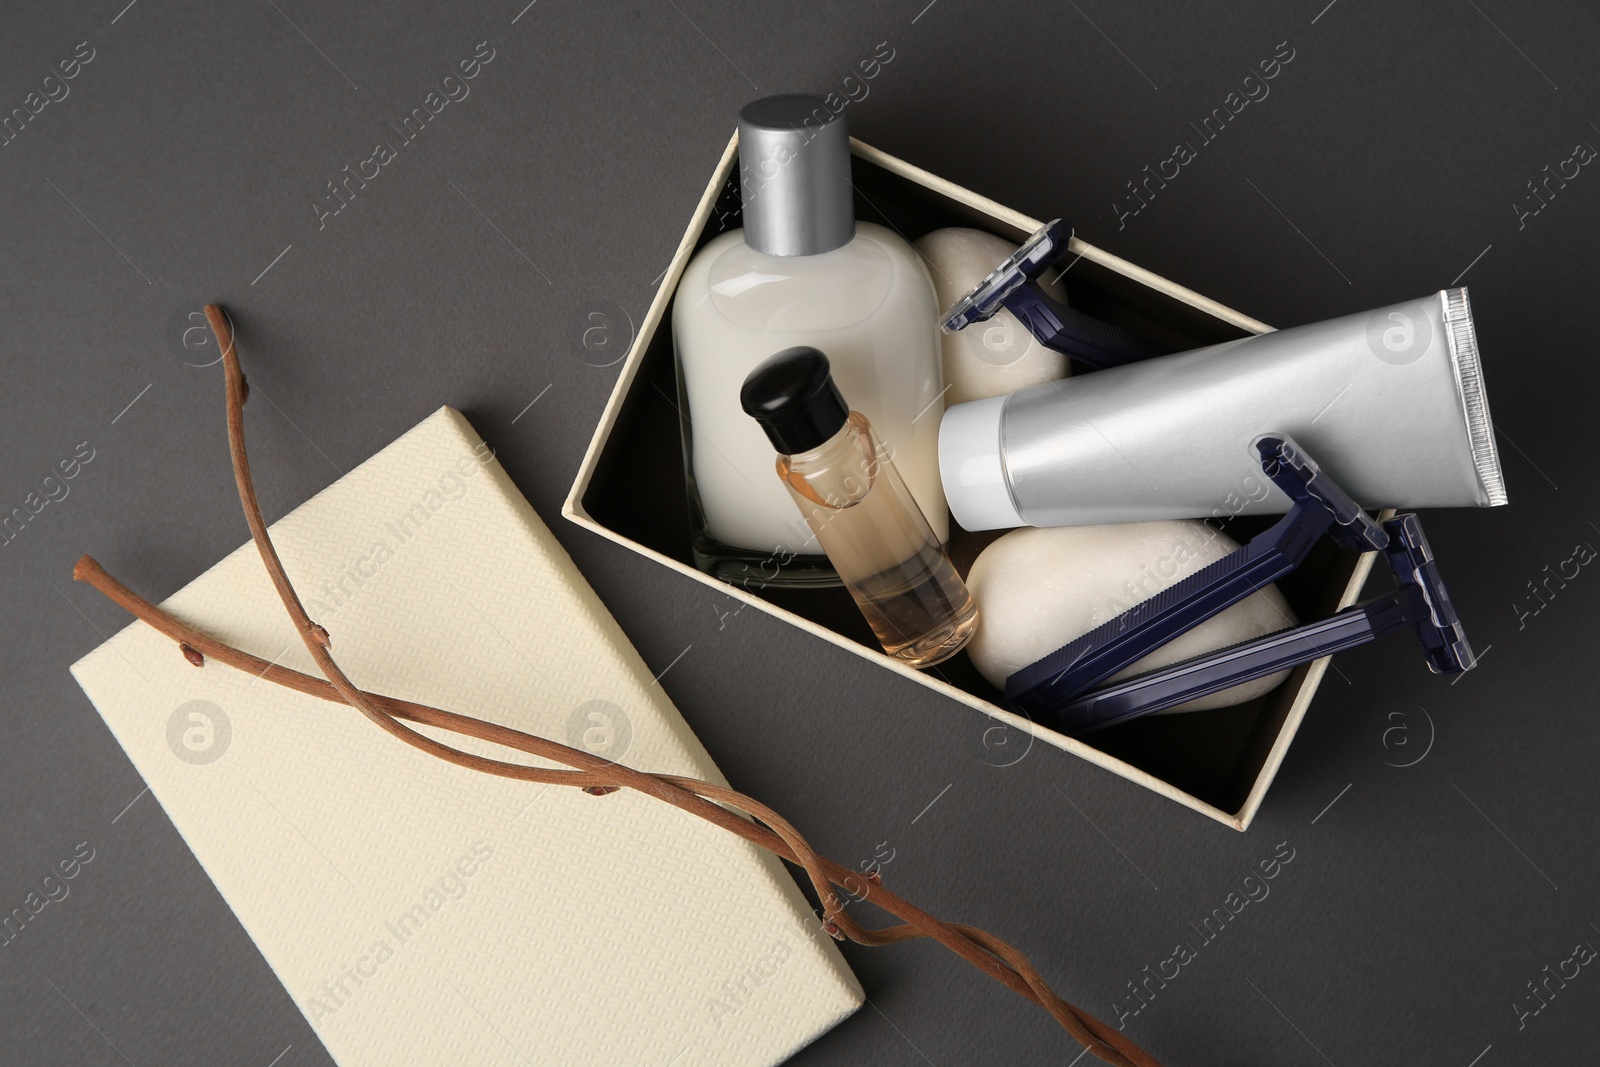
[741,347,978,668]
[672,94,947,589]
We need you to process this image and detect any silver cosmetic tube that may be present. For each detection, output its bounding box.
[938,288,1506,530]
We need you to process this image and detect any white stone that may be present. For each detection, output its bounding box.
[913,227,1071,406]
[966,521,1297,713]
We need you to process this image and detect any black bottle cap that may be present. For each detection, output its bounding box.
[740,347,850,455]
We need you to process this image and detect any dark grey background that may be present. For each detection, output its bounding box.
[2,1,1594,1064]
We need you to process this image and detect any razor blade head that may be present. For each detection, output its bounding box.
[1253,433,1388,552]
[1384,512,1476,674]
[940,219,1073,334]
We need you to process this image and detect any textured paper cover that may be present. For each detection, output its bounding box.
[71,407,862,1066]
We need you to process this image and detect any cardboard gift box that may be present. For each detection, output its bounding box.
[564,131,1380,832]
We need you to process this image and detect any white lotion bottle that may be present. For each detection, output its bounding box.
[672,94,947,588]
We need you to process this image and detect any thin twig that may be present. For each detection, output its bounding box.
[70,306,1158,1067]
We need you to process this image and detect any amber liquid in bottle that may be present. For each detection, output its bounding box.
[778,412,978,668]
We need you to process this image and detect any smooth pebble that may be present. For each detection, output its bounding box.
[966,521,1297,714]
[913,227,1070,406]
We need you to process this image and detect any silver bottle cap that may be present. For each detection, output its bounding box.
[738,95,855,257]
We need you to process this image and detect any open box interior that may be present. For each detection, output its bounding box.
[571,138,1376,829]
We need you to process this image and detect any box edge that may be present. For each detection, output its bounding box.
[1230,510,1391,829]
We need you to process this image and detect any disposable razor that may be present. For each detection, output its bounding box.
[939,219,1171,369]
[1004,434,1475,734]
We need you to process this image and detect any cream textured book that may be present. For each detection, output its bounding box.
[70,407,862,1066]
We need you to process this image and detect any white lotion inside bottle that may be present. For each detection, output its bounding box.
[671,94,948,587]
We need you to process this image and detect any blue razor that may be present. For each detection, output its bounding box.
[1003,434,1475,734]
[940,219,1171,369]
